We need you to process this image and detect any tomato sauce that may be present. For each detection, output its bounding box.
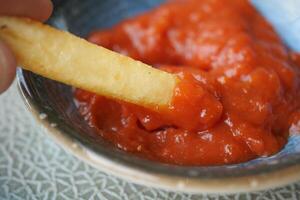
[75,0,300,165]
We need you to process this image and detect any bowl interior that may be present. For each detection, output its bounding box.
[18,0,300,179]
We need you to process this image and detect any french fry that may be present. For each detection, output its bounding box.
[0,16,178,108]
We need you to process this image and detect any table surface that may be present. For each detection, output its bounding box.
[1,82,300,200]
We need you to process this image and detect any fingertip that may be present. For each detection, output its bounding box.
[38,0,54,22]
[0,40,16,94]
[0,0,53,22]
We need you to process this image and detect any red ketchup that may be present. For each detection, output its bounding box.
[75,0,300,166]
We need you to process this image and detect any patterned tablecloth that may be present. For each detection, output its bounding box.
[0,82,299,200]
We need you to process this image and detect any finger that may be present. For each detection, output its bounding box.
[0,0,53,22]
[0,40,16,93]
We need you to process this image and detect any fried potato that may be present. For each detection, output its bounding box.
[0,16,178,107]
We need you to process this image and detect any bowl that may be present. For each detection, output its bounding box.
[16,0,300,194]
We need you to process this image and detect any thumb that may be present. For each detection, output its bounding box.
[0,40,16,94]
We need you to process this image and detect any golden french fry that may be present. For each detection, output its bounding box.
[0,16,178,108]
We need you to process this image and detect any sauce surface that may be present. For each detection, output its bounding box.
[75,0,300,165]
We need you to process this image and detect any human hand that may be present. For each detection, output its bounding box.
[0,0,53,93]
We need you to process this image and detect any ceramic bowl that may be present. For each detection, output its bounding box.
[17,0,300,194]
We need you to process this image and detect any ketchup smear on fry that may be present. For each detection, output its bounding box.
[75,0,300,165]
